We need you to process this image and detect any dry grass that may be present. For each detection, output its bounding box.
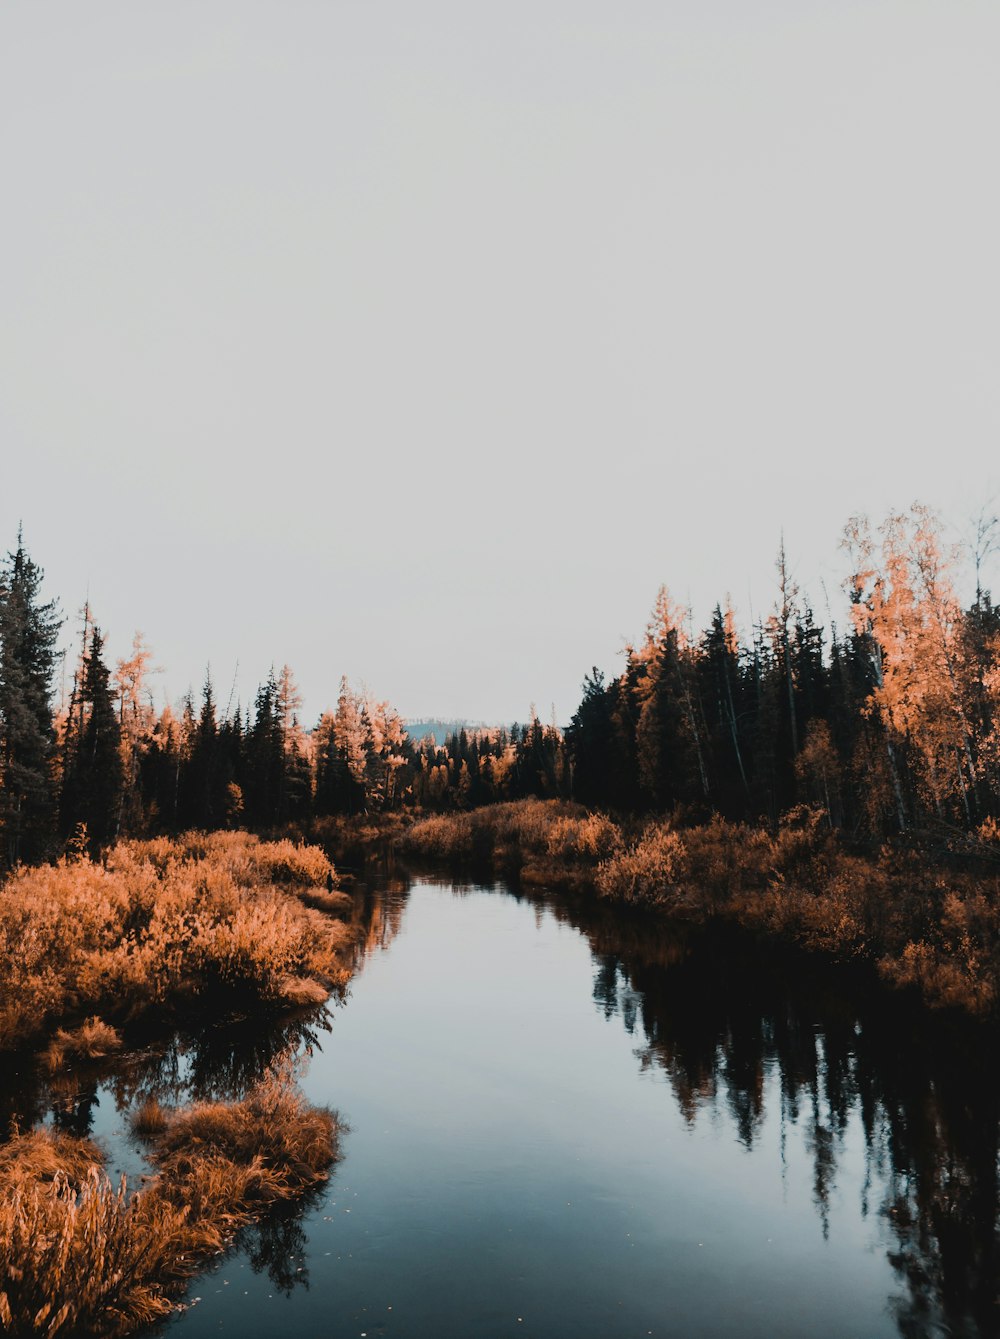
[404,799,1000,1017]
[594,826,687,905]
[128,832,337,891]
[0,833,353,1052]
[276,975,331,1008]
[403,799,622,886]
[0,1127,103,1191]
[128,1099,169,1139]
[0,1071,340,1337]
[296,886,354,915]
[42,1018,122,1072]
[150,1068,338,1200]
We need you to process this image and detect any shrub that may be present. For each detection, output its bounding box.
[0,1128,102,1192]
[42,1019,122,1072]
[0,835,351,1052]
[595,825,688,906]
[402,799,619,871]
[0,1072,340,1337]
[129,1100,169,1139]
[150,1068,339,1200]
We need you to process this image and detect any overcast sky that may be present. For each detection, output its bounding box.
[2,2,998,724]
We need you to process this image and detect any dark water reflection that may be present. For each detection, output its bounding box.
[2,867,999,1337]
[551,893,1000,1338]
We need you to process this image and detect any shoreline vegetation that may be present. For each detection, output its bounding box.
[0,833,349,1338]
[5,807,998,1333]
[0,1068,339,1338]
[398,799,1000,1019]
[0,831,354,1055]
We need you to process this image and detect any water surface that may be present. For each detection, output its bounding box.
[7,874,999,1337]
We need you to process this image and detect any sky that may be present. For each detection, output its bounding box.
[2,2,998,725]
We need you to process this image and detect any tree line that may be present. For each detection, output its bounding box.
[1,502,998,867]
[0,530,565,864]
[564,506,1000,839]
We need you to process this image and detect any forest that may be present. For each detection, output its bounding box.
[2,503,1000,866]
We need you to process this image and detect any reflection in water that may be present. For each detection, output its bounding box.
[0,1012,333,1144]
[2,862,999,1337]
[347,879,409,970]
[533,890,1000,1339]
[0,874,409,1308]
[332,871,1000,1337]
[237,1200,314,1296]
[0,873,408,1146]
[346,870,1000,1337]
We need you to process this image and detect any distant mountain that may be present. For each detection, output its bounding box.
[404,719,495,747]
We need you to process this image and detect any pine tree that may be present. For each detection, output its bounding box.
[60,625,123,850]
[0,533,62,864]
[698,604,750,816]
[633,589,710,813]
[315,678,368,815]
[180,670,229,828]
[566,669,616,807]
[245,671,284,825]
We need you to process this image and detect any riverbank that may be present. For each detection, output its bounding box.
[398,799,1000,1018]
[0,831,355,1054]
[0,833,351,1337]
[0,1067,339,1338]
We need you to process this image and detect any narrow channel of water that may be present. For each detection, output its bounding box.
[6,872,1000,1337]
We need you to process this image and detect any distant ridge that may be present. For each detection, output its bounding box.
[405,719,496,747]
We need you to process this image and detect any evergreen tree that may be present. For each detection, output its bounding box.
[180,670,230,828]
[60,626,123,850]
[244,671,284,826]
[0,533,62,864]
[114,632,157,835]
[698,605,750,817]
[566,668,616,807]
[315,678,368,815]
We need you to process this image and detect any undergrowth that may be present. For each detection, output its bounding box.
[0,833,353,1052]
[0,1070,339,1338]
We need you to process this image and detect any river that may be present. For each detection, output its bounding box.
[5,871,999,1337]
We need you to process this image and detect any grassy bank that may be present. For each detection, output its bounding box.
[0,832,353,1336]
[399,800,619,888]
[401,799,1000,1017]
[0,831,355,1053]
[0,1069,338,1337]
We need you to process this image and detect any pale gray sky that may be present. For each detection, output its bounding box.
[2,2,998,723]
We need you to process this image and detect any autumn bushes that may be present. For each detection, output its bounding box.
[0,1070,339,1337]
[0,832,353,1053]
[405,799,1000,1017]
[401,798,621,886]
[596,811,1000,1014]
[0,833,352,1335]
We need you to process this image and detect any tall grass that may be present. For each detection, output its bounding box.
[41,1019,122,1072]
[0,833,353,1053]
[402,799,622,885]
[0,1071,339,1337]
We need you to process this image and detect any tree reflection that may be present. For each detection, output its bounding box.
[540,892,1000,1339]
[237,1200,316,1295]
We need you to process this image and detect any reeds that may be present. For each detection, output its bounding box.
[42,1019,122,1072]
[0,1072,340,1337]
[402,799,622,885]
[128,1099,169,1138]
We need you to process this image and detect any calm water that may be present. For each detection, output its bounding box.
[5,873,1000,1338]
